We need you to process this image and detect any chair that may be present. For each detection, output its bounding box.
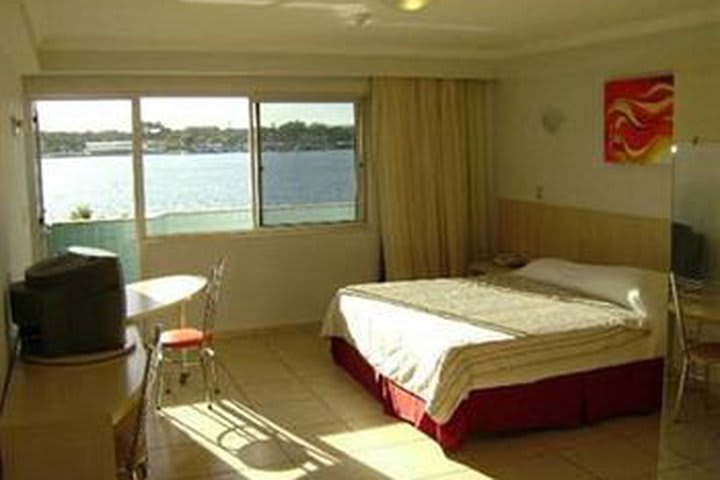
[156,258,226,409]
[116,324,162,480]
[669,272,720,421]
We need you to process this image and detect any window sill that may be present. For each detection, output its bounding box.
[140,221,375,244]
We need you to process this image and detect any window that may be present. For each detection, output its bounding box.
[139,98,361,236]
[257,103,359,226]
[35,99,141,280]
[140,97,252,236]
[37,100,134,224]
[34,95,363,240]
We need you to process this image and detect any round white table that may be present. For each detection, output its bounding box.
[125,274,207,383]
[125,274,207,327]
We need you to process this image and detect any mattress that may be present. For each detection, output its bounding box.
[322,271,665,424]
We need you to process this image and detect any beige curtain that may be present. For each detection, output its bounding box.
[371,77,489,280]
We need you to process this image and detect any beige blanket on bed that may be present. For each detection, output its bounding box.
[322,275,650,424]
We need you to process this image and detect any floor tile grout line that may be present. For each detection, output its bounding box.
[215,334,377,471]
[553,450,615,480]
[237,338,372,475]
[262,332,443,456]
[155,346,314,473]
[148,331,720,480]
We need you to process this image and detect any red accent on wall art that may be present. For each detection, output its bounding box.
[605,75,674,165]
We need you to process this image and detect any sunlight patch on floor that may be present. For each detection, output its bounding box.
[159,399,345,476]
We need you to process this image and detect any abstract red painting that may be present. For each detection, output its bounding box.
[604,75,674,165]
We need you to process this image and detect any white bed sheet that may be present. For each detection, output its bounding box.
[322,274,666,424]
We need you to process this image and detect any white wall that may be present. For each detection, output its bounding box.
[492,24,720,221]
[0,54,34,393]
[0,62,34,278]
[0,0,37,394]
[493,72,672,219]
[141,226,380,332]
[0,0,38,75]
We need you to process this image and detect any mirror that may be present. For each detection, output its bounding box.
[660,140,720,476]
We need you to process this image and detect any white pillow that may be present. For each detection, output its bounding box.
[513,258,666,323]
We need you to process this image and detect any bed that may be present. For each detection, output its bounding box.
[321,258,667,449]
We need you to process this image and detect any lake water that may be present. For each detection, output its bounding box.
[41,149,356,223]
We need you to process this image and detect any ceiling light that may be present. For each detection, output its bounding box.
[383,0,432,12]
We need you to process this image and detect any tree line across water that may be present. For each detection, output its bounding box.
[41,121,355,156]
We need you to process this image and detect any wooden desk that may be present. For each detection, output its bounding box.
[126,274,207,327]
[679,290,720,326]
[0,327,146,480]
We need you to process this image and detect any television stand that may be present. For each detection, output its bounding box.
[0,326,146,479]
[21,332,137,366]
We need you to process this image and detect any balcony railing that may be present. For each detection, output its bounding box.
[47,203,356,282]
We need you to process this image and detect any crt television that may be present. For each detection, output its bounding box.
[671,222,706,281]
[10,248,126,358]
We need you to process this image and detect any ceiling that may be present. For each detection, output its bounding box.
[21,0,720,59]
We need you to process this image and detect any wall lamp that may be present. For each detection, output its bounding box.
[10,115,24,136]
[383,0,432,12]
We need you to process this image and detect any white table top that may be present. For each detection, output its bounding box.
[125,274,207,321]
[679,290,720,325]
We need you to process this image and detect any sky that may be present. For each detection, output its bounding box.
[36,98,354,132]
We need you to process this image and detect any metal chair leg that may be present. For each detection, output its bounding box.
[206,349,220,396]
[199,352,212,408]
[155,349,165,409]
[673,358,690,422]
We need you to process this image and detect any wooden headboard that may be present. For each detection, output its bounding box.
[495,199,670,272]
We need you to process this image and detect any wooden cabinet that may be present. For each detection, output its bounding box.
[0,327,145,480]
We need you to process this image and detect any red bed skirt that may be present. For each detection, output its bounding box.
[330,338,664,450]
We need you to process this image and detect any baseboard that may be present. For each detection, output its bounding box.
[213,321,322,340]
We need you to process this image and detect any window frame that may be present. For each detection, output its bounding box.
[30,91,368,242]
[138,95,255,237]
[252,99,364,230]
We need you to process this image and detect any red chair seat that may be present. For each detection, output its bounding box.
[160,328,207,349]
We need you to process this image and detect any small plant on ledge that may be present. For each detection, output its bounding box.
[69,204,93,221]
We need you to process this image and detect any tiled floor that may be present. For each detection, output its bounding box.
[144,325,718,479]
[655,377,720,480]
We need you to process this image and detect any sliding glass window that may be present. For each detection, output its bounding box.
[140,97,252,235]
[135,97,360,236]
[257,102,359,226]
[35,99,140,279]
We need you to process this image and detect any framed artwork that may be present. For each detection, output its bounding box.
[604,74,674,165]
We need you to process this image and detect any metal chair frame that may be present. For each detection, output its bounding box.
[669,272,720,421]
[156,258,226,409]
